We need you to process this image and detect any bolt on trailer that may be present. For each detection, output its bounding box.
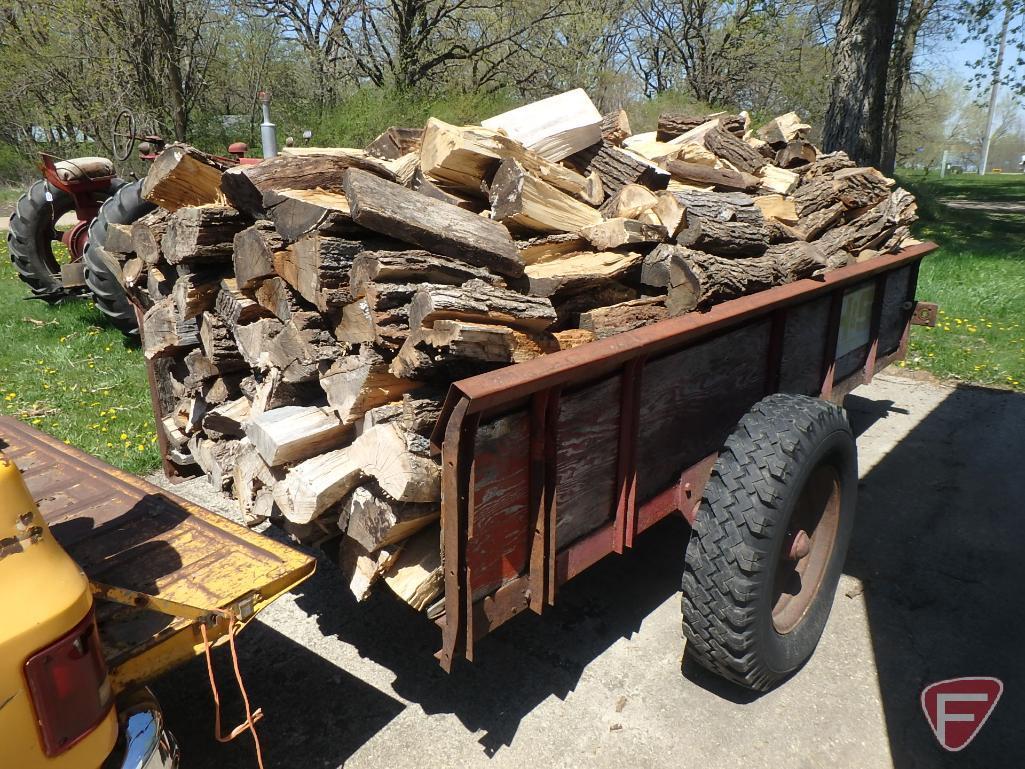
[429,242,937,690]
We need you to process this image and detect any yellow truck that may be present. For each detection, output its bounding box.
[0,417,315,768]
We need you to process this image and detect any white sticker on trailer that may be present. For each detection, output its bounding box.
[836,283,875,359]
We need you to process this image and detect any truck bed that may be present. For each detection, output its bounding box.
[0,417,315,692]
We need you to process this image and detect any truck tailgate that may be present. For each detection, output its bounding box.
[0,417,315,692]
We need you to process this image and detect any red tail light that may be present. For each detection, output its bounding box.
[24,608,113,756]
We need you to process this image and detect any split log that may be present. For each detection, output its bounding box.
[756,112,811,147]
[221,153,391,217]
[215,278,267,326]
[408,279,557,333]
[233,222,283,289]
[199,311,246,369]
[132,209,170,265]
[245,404,348,466]
[285,233,365,310]
[262,189,361,241]
[342,484,438,552]
[233,317,284,369]
[419,118,596,202]
[481,88,602,161]
[342,168,524,278]
[188,436,244,491]
[365,126,424,159]
[665,160,761,192]
[142,297,199,359]
[601,110,632,145]
[516,233,589,265]
[265,317,337,383]
[703,127,766,174]
[349,250,494,297]
[815,189,916,258]
[409,168,483,211]
[757,165,799,195]
[381,525,443,610]
[141,144,228,211]
[651,192,687,237]
[579,297,669,338]
[753,194,799,224]
[775,140,818,169]
[104,223,136,255]
[598,184,659,219]
[338,536,402,601]
[489,159,604,234]
[249,369,322,414]
[574,142,670,196]
[319,346,421,426]
[580,219,666,251]
[161,206,245,265]
[273,447,362,524]
[172,270,224,320]
[253,276,308,323]
[202,396,251,438]
[317,421,439,504]
[146,264,174,302]
[232,440,282,526]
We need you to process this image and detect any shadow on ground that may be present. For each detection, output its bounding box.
[845,385,1025,767]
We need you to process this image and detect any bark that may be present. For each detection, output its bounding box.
[880,0,936,175]
[822,0,900,167]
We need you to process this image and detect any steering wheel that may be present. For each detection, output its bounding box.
[111,109,138,162]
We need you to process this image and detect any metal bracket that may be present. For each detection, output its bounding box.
[908,301,938,327]
[91,582,259,627]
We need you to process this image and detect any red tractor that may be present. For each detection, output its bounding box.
[7,102,273,335]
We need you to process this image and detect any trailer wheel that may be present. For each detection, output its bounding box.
[682,393,857,691]
[84,179,154,334]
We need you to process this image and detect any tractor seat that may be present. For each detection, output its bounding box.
[53,156,115,182]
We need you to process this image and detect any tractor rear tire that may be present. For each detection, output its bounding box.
[7,180,78,298]
[681,394,857,691]
[84,179,155,334]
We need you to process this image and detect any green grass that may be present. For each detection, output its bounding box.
[0,185,22,209]
[0,237,161,473]
[898,172,1025,391]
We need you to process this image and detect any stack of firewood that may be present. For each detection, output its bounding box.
[109,89,918,612]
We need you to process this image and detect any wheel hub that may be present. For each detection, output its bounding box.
[771,463,842,634]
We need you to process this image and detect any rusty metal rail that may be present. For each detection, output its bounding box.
[431,241,938,670]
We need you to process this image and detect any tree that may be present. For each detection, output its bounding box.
[823,0,900,165]
[880,0,941,173]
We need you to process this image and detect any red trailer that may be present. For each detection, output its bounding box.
[429,242,938,690]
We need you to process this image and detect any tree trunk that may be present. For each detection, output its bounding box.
[880,0,935,174]
[823,0,900,167]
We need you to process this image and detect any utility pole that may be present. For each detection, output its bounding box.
[980,1,1013,175]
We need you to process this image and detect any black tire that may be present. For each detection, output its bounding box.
[84,179,155,334]
[7,178,122,299]
[7,180,77,297]
[682,393,857,691]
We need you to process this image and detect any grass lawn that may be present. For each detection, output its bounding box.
[0,237,161,473]
[898,172,1025,391]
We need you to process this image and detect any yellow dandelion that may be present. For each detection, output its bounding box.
[119,432,128,440]
[31,418,42,425]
